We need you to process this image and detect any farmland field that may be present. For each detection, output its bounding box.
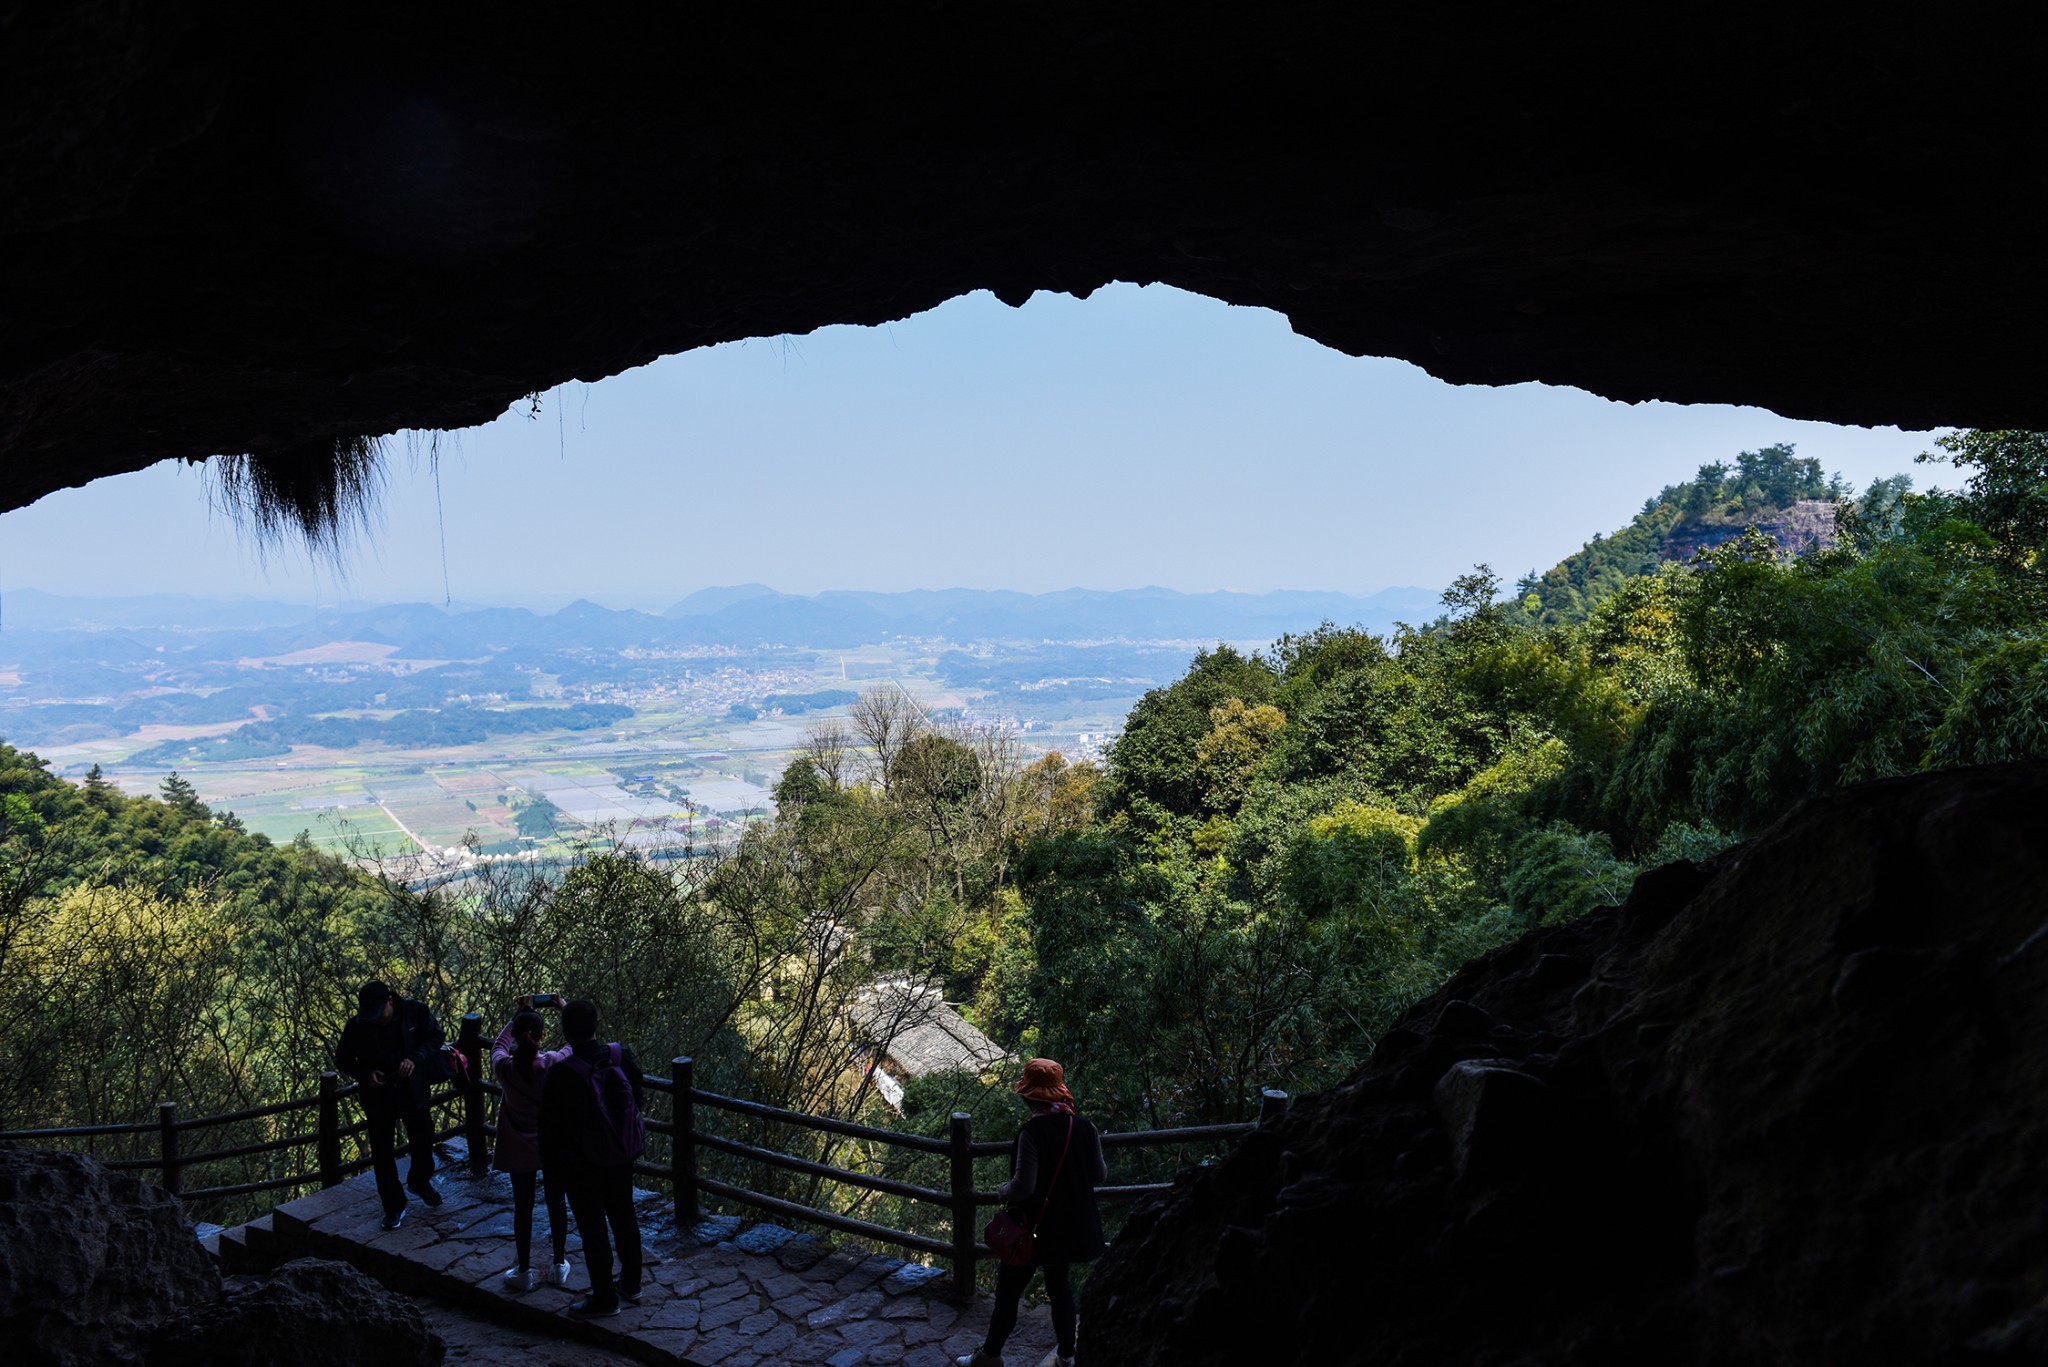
[5,586,1364,878]
[15,637,1148,869]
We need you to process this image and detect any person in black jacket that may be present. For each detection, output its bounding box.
[334,980,446,1230]
[958,1057,1107,1367]
[539,998,646,1319]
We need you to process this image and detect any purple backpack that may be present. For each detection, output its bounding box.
[565,1043,646,1166]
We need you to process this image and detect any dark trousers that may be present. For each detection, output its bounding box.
[364,1095,435,1215]
[564,1165,641,1308]
[985,1261,1076,1357]
[510,1169,568,1270]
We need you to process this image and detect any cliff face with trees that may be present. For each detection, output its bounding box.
[1509,443,1864,628]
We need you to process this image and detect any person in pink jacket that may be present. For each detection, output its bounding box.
[493,994,575,1292]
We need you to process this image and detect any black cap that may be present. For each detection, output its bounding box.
[356,981,393,1022]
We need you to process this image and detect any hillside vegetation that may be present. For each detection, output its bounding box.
[1510,443,1877,626]
[4,430,2044,1233]
[747,430,2048,1134]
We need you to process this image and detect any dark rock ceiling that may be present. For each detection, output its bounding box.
[5,6,2044,514]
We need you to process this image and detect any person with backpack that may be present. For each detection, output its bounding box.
[491,994,576,1292]
[334,980,448,1231]
[538,998,647,1319]
[957,1057,1108,1367]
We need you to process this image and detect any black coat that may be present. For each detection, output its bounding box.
[1012,1110,1106,1265]
[335,998,445,1113]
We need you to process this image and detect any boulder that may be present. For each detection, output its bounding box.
[0,1145,219,1367]
[149,1258,444,1367]
[1081,763,2048,1366]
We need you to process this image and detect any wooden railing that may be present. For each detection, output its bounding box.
[0,1013,1288,1298]
[647,1057,1289,1298]
[0,1015,495,1202]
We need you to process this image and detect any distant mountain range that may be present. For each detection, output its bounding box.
[1,584,1440,652]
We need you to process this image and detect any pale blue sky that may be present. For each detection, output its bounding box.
[2,284,1937,611]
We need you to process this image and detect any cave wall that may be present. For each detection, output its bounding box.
[1080,763,2048,1365]
[5,7,2047,511]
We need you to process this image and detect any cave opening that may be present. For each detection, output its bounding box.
[5,11,2048,1367]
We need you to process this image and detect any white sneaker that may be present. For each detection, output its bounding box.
[954,1354,1001,1367]
[500,1267,537,1293]
[551,1258,573,1288]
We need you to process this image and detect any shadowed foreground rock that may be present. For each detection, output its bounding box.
[0,1146,219,1367]
[149,1258,445,1367]
[1081,763,2048,1366]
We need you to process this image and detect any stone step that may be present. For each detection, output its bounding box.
[268,1177,356,1240]
[215,1213,280,1274]
[258,1167,1050,1367]
[214,1224,254,1273]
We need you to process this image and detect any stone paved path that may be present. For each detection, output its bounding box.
[268,1165,1061,1367]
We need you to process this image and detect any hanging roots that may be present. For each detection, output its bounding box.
[207,434,388,554]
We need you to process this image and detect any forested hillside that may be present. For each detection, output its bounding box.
[1509,443,1889,626]
[750,430,2048,1134]
[0,754,396,1136]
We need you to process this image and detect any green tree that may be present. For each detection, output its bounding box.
[1193,698,1288,813]
[1103,646,1278,830]
[158,771,205,816]
[1924,638,2048,767]
[1921,429,2048,603]
[1500,823,1637,927]
[1269,622,1390,716]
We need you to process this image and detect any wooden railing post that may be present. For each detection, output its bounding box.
[318,1071,342,1187]
[459,1012,487,1175]
[673,1057,700,1226]
[948,1111,975,1301]
[158,1101,182,1197]
[1258,1088,1289,1126]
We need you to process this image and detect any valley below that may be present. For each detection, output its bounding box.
[0,584,1432,871]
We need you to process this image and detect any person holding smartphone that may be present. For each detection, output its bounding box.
[492,993,576,1292]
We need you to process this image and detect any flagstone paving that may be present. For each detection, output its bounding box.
[266,1164,1061,1367]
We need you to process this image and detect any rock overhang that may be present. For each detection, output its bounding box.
[5,8,2044,522]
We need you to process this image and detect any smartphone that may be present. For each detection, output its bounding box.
[529,993,556,1008]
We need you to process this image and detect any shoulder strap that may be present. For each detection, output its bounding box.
[1029,1116,1077,1232]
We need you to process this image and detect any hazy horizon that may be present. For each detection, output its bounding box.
[1,283,1940,608]
[1,580,1439,616]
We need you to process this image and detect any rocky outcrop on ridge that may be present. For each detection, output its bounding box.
[0,1145,218,1366]
[1081,763,2048,1366]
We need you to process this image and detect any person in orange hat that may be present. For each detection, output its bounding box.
[958,1057,1108,1367]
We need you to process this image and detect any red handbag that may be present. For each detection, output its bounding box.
[984,1115,1075,1268]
